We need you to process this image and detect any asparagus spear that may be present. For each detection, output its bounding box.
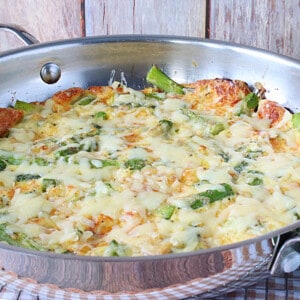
[14,100,41,114]
[190,183,234,209]
[146,65,185,94]
[0,223,45,251]
[292,113,300,129]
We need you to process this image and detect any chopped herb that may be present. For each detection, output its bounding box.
[245,149,263,159]
[248,177,263,186]
[55,146,81,157]
[16,174,41,182]
[234,161,248,173]
[219,151,230,162]
[124,159,146,171]
[247,170,264,175]
[42,178,61,192]
[236,92,259,116]
[0,159,6,171]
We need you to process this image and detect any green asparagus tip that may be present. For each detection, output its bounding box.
[146,65,184,94]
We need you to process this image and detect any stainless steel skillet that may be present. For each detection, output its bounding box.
[0,24,299,299]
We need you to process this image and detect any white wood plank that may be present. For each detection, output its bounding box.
[0,0,82,52]
[209,0,300,59]
[85,0,206,37]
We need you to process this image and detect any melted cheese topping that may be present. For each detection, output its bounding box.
[0,80,299,256]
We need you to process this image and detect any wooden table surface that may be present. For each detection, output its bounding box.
[1,0,300,60]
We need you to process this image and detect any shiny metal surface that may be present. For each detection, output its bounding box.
[1,35,300,111]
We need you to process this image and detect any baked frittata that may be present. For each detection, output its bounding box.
[0,66,299,256]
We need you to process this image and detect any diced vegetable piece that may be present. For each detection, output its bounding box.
[42,178,61,192]
[16,174,41,182]
[292,113,300,129]
[124,159,146,171]
[94,111,108,120]
[156,205,175,220]
[182,109,205,122]
[190,183,234,209]
[90,159,119,169]
[70,125,101,143]
[0,159,6,171]
[0,223,45,251]
[55,146,81,157]
[248,177,263,186]
[145,92,166,100]
[236,92,259,116]
[245,149,263,159]
[14,100,39,112]
[104,240,130,257]
[6,156,24,165]
[0,150,24,165]
[246,170,264,186]
[219,151,230,162]
[234,161,248,173]
[210,123,225,135]
[146,65,184,94]
[31,157,50,166]
[77,95,96,106]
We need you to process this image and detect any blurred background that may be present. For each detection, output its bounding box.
[0,0,300,59]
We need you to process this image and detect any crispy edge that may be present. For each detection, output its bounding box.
[184,78,251,114]
[257,99,287,127]
[0,108,24,137]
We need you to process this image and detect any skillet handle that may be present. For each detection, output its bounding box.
[0,23,39,45]
[269,230,300,274]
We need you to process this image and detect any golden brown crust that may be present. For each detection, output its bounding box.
[0,108,24,137]
[184,79,251,115]
[86,86,114,105]
[257,99,287,127]
[52,87,84,112]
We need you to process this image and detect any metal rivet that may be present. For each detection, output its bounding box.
[40,62,61,84]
